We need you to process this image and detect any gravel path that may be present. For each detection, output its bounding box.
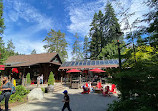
[11,88,118,111]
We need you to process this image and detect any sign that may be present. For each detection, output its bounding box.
[0,65,5,70]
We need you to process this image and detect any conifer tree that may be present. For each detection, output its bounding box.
[43,29,68,62]
[26,73,31,84]
[48,71,55,85]
[103,2,121,43]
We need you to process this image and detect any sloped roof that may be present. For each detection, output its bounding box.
[5,53,61,67]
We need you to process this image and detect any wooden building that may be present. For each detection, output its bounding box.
[4,53,62,84]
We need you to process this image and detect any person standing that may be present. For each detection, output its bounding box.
[62,90,72,111]
[0,76,12,111]
[40,74,43,84]
[37,75,40,87]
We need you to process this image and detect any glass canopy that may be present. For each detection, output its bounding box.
[61,59,121,67]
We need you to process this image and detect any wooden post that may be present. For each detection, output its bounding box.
[61,76,63,84]
[79,75,81,88]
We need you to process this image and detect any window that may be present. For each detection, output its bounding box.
[109,60,113,64]
[70,62,75,66]
[96,60,100,65]
[91,61,95,65]
[62,62,67,67]
[104,60,109,64]
[113,60,118,64]
[87,61,91,65]
[100,60,104,65]
[79,61,83,66]
[66,62,71,66]
[74,62,79,66]
[83,61,87,65]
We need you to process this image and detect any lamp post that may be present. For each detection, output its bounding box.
[116,30,123,71]
[116,40,122,71]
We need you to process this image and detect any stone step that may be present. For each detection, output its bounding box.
[54,83,65,92]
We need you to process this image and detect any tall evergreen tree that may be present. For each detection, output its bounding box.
[71,33,83,61]
[43,29,68,62]
[144,0,158,47]
[83,35,89,60]
[31,49,36,54]
[0,0,5,35]
[103,2,121,43]
[89,12,103,60]
[89,3,121,60]
[0,0,5,64]
[98,10,104,49]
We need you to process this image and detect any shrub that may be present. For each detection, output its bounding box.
[9,85,30,103]
[41,87,45,93]
[0,85,30,105]
[26,73,31,84]
[48,71,55,85]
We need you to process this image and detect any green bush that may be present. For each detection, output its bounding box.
[0,85,30,105]
[26,73,31,84]
[41,87,45,93]
[9,85,30,103]
[48,71,55,85]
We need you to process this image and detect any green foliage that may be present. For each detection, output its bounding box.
[103,2,121,42]
[0,0,5,34]
[144,0,158,47]
[122,45,155,67]
[89,2,121,60]
[9,85,30,103]
[0,85,30,105]
[26,73,31,84]
[48,71,55,85]
[43,29,68,62]
[0,38,20,64]
[107,45,158,111]
[71,33,83,61]
[41,87,45,93]
[89,11,103,60]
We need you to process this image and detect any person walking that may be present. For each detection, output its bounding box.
[62,90,72,111]
[0,76,12,111]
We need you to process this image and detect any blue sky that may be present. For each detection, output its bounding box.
[3,0,150,61]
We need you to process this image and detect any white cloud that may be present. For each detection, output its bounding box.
[67,0,150,36]
[66,46,73,61]
[5,0,54,31]
[15,39,47,54]
[3,0,55,55]
[67,0,107,36]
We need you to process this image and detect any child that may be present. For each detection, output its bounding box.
[62,90,72,111]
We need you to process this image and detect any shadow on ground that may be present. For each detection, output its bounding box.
[27,92,118,111]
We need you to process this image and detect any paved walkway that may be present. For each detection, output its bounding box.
[11,88,118,111]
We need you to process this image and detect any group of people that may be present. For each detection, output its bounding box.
[82,81,116,96]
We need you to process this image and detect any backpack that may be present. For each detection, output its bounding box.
[9,82,16,94]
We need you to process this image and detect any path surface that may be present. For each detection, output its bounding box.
[11,88,118,111]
